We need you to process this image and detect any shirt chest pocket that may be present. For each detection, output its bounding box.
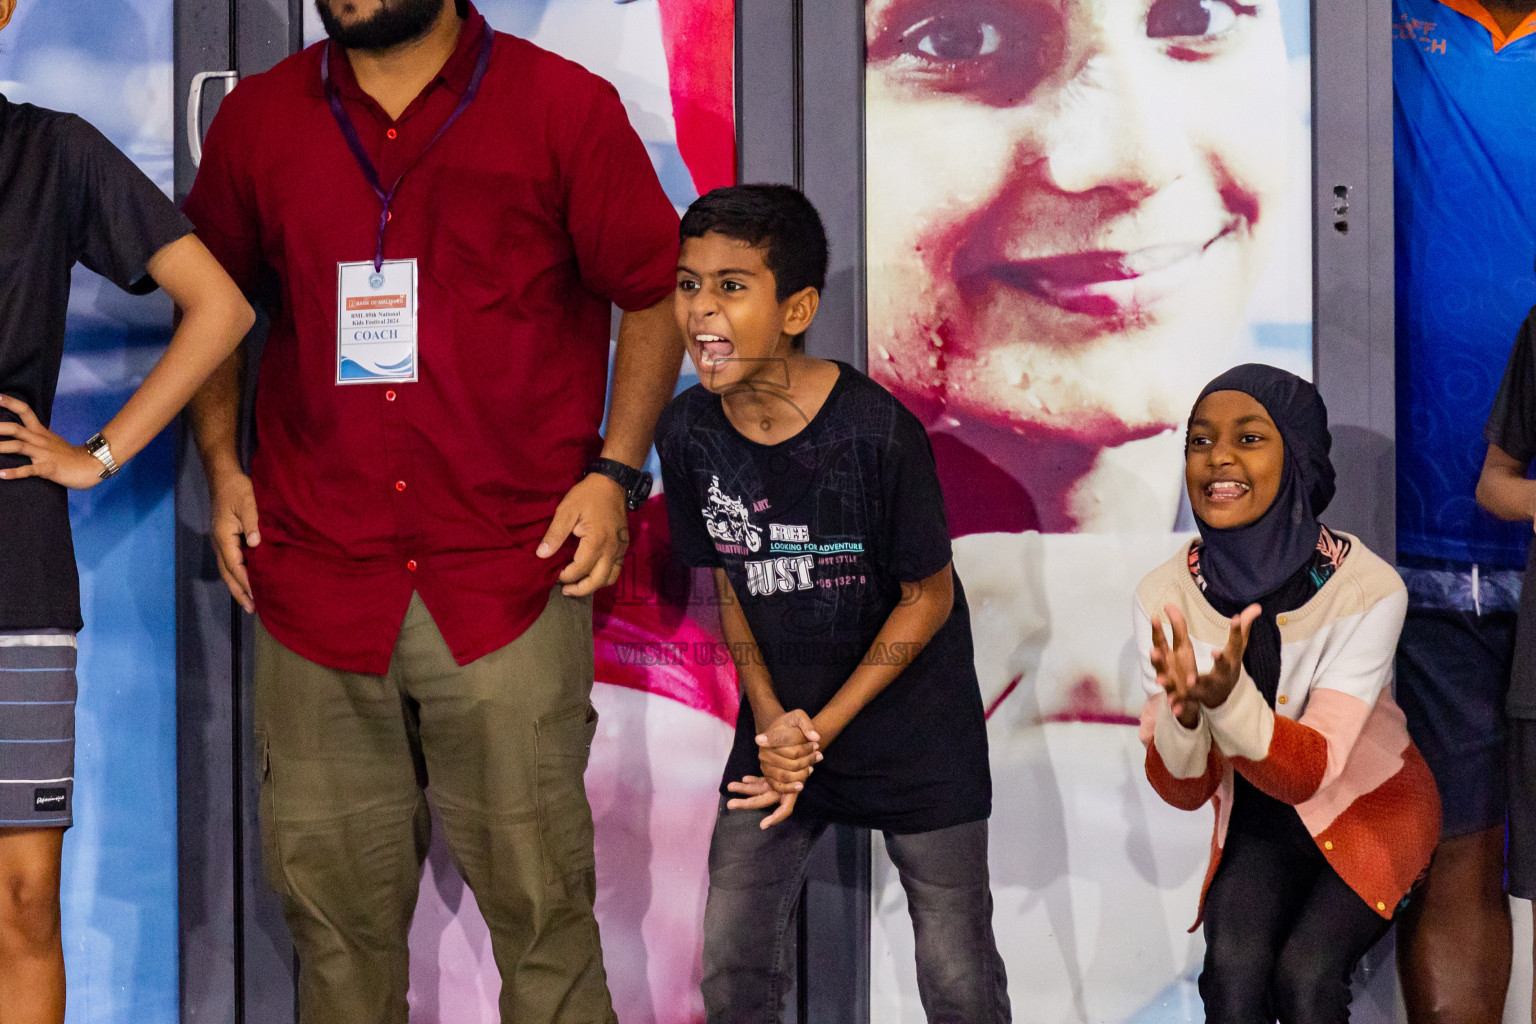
[420,168,571,299]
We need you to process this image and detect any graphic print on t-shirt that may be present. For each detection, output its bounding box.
[701,477,873,598]
[702,475,763,553]
[744,554,814,596]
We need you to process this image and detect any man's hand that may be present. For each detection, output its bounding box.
[0,396,109,490]
[725,775,799,829]
[755,709,822,793]
[209,470,261,613]
[537,472,629,597]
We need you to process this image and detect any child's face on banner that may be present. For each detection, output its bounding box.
[865,0,1289,448]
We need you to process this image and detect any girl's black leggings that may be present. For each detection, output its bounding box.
[1199,829,1394,1024]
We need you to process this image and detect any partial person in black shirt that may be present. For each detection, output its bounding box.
[1476,302,1536,1020]
[655,185,1008,1023]
[0,4,253,1020]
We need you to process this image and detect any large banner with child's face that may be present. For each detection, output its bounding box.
[864,0,1316,1019]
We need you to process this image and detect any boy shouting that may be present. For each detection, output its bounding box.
[655,184,1010,1023]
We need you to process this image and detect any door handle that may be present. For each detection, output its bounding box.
[187,70,239,169]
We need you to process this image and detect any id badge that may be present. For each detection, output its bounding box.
[336,259,419,384]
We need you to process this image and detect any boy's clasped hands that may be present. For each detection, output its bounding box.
[1149,603,1262,729]
[726,709,825,829]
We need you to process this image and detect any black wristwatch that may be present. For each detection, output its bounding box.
[586,457,653,511]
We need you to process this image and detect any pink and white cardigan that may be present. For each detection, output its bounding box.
[1136,535,1441,926]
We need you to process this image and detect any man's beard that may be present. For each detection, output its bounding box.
[315,0,446,51]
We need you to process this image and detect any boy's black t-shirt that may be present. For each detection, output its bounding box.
[1485,305,1536,717]
[656,363,991,834]
[0,97,193,630]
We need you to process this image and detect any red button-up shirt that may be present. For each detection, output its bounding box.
[184,6,680,674]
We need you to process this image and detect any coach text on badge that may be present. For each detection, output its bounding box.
[337,258,419,384]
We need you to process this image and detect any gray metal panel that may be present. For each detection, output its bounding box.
[799,1,865,370]
[738,0,865,369]
[237,0,304,77]
[174,1,238,1015]
[228,318,297,1024]
[176,3,303,1022]
[800,824,872,1024]
[232,0,303,1009]
[173,0,231,201]
[175,439,241,1024]
[1313,0,1396,558]
[737,0,798,188]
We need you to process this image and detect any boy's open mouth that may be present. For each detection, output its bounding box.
[694,334,735,370]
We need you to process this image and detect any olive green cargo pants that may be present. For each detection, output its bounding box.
[254,589,614,1024]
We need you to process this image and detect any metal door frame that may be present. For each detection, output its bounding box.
[175,3,304,1022]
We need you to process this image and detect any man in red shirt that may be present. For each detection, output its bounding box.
[183,1,683,1019]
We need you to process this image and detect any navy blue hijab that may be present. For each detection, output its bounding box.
[1189,364,1335,606]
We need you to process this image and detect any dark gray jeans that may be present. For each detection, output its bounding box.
[701,802,1011,1024]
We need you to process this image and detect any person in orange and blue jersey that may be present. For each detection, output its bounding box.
[1393,0,1536,1019]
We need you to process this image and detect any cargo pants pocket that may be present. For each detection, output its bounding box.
[254,731,292,901]
[535,702,599,885]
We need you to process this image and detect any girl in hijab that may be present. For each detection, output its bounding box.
[1137,364,1440,1023]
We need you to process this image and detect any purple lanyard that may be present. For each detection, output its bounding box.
[321,24,494,272]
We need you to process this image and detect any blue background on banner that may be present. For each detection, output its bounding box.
[0,1,179,1021]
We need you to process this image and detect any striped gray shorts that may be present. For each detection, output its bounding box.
[0,631,76,829]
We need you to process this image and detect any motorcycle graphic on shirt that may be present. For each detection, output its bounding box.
[702,475,763,552]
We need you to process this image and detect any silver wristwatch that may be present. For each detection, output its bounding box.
[84,432,120,480]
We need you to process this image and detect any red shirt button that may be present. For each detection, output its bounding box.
[395,480,407,492]
[406,559,418,572]
[386,128,398,140]
[385,390,396,402]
